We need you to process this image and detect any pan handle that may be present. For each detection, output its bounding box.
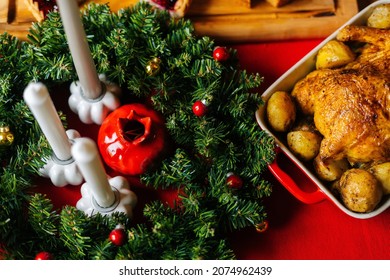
[268,148,326,204]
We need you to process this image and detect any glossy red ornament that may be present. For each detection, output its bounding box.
[98,103,169,176]
[109,228,127,246]
[255,220,269,233]
[192,100,208,117]
[226,172,243,189]
[35,251,53,260]
[213,46,230,62]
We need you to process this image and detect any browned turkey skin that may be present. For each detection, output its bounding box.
[291,25,390,164]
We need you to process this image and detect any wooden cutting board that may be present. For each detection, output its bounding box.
[188,0,358,42]
[188,0,335,16]
[186,0,351,42]
[0,0,359,42]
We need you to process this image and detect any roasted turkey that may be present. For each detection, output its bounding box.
[291,25,390,164]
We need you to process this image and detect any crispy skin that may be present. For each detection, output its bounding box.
[291,26,390,164]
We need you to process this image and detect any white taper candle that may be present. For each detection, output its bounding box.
[23,82,72,161]
[57,0,102,99]
[71,138,116,208]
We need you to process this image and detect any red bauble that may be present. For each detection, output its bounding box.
[255,220,269,233]
[192,100,208,117]
[213,46,230,62]
[98,103,169,176]
[109,228,127,246]
[35,251,53,260]
[226,172,243,189]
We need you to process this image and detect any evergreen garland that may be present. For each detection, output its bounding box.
[0,2,275,259]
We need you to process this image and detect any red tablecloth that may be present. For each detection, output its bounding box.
[36,39,389,260]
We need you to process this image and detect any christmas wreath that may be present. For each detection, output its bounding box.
[0,2,275,259]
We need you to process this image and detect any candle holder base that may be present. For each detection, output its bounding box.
[76,176,137,218]
[39,129,84,187]
[68,74,121,125]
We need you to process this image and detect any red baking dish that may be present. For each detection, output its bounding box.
[256,0,390,219]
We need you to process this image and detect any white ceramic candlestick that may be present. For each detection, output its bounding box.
[72,138,137,217]
[57,0,121,124]
[68,74,121,125]
[23,82,83,187]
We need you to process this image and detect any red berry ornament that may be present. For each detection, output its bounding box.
[226,172,243,189]
[213,46,230,62]
[35,251,53,260]
[98,103,169,176]
[255,220,269,233]
[109,228,127,246]
[192,100,208,117]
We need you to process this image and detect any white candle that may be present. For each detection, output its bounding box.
[71,138,116,208]
[57,0,102,99]
[23,82,72,161]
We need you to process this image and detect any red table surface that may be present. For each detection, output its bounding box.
[34,38,389,260]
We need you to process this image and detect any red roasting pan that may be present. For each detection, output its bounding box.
[256,0,390,219]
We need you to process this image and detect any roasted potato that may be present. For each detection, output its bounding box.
[287,130,322,161]
[315,40,355,69]
[367,4,390,29]
[313,156,349,181]
[339,168,383,213]
[266,91,296,132]
[369,162,390,195]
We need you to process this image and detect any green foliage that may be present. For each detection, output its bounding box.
[0,2,275,260]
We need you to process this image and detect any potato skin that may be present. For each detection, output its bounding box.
[339,168,383,213]
[313,156,349,181]
[369,162,390,195]
[367,4,390,29]
[315,40,355,69]
[266,91,296,132]
[287,131,322,161]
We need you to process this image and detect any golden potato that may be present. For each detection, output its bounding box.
[339,168,383,213]
[367,4,390,29]
[266,91,296,132]
[313,156,349,181]
[369,162,390,195]
[315,40,355,69]
[287,130,322,161]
